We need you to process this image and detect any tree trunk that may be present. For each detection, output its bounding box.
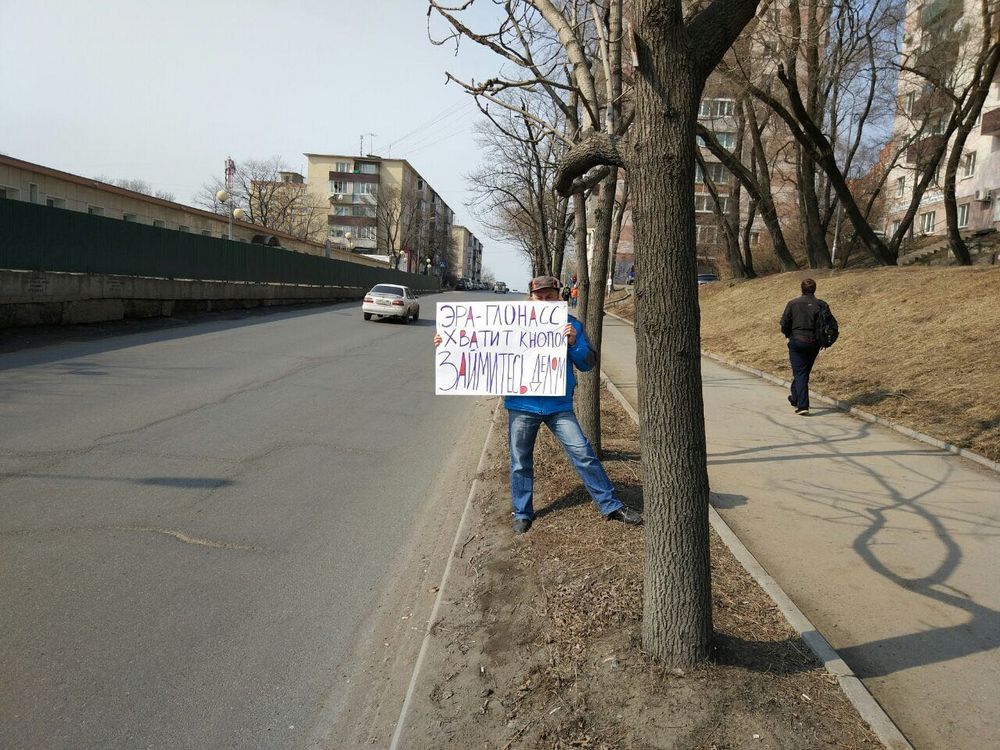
[578,171,618,455]
[572,191,590,322]
[630,13,713,666]
[798,148,832,268]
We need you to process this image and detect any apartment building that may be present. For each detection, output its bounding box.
[303,153,456,273]
[885,0,1000,238]
[0,154,330,255]
[451,225,484,282]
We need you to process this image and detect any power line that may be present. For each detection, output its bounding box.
[384,100,470,152]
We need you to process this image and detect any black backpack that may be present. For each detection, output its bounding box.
[814,302,839,348]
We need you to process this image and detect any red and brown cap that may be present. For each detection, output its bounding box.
[529,275,561,293]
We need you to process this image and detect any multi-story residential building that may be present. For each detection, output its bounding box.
[884,0,1000,239]
[451,225,484,282]
[303,153,457,273]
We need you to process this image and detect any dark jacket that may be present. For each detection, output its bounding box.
[780,293,827,342]
[504,315,595,416]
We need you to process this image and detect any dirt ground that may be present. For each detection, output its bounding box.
[607,266,1000,462]
[400,391,879,749]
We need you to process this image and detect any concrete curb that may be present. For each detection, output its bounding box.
[603,309,999,475]
[599,371,914,750]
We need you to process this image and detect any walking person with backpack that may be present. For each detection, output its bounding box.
[780,278,838,416]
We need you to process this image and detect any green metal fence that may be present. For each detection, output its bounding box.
[0,199,441,292]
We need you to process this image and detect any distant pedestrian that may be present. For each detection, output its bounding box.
[570,283,579,308]
[627,265,635,285]
[780,278,837,416]
[433,275,641,534]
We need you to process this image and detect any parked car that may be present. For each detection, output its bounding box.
[494,281,508,293]
[455,278,471,290]
[696,273,720,285]
[362,284,420,323]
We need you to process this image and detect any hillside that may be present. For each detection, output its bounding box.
[607,266,1000,461]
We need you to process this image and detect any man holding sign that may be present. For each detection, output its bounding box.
[434,275,642,534]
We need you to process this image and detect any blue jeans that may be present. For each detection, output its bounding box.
[508,410,624,520]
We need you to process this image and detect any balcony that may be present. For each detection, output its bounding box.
[981,107,1000,137]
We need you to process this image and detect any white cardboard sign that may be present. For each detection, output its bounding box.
[435,301,569,396]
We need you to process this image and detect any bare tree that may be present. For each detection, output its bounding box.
[433,0,761,665]
[196,157,328,241]
[376,183,422,269]
[96,176,176,202]
[429,0,631,455]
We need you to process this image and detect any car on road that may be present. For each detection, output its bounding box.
[455,278,471,290]
[696,273,720,285]
[494,281,508,293]
[362,284,420,323]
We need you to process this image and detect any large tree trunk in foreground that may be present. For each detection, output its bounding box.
[630,13,713,665]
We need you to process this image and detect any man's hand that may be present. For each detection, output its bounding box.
[433,333,442,347]
[563,323,576,346]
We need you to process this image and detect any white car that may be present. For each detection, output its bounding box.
[362,284,420,323]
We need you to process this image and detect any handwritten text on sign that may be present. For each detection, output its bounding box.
[435,301,569,396]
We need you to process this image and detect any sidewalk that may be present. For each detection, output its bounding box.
[599,314,1000,749]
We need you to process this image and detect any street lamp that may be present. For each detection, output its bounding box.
[425,257,432,275]
[216,189,233,240]
[345,231,353,253]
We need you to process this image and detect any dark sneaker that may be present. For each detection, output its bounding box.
[512,518,532,534]
[606,507,643,525]
[795,408,810,416]
[788,395,796,408]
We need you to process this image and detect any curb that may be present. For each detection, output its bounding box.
[602,309,999,475]
[388,407,500,749]
[599,371,914,750]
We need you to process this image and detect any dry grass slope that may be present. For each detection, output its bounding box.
[610,266,1000,461]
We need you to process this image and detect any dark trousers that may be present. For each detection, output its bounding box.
[788,338,820,410]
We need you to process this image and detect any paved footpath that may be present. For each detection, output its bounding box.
[599,314,1000,750]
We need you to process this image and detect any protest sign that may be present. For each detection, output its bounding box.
[435,301,568,396]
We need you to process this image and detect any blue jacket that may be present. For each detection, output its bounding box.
[504,316,595,416]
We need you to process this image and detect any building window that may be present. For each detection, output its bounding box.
[417,179,424,190]
[920,210,936,234]
[201,229,212,236]
[88,206,104,216]
[958,203,969,228]
[152,219,165,228]
[357,162,379,174]
[355,182,377,196]
[891,219,901,236]
[694,194,729,213]
[46,197,66,209]
[0,186,18,199]
[895,176,906,197]
[993,196,1000,222]
[904,91,916,114]
[335,161,350,172]
[333,206,349,216]
[960,151,976,178]
[749,230,760,245]
[698,98,735,118]
[122,213,137,222]
[179,225,191,232]
[352,205,375,217]
[354,226,376,241]
[330,180,350,195]
[696,162,728,184]
[330,224,350,238]
[29,184,39,203]
[695,224,718,244]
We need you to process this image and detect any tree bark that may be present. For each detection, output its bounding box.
[630,4,713,666]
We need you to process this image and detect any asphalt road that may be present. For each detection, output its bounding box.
[0,293,492,749]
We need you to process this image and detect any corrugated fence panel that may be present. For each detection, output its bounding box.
[0,200,441,292]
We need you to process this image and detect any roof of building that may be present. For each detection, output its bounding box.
[0,153,323,248]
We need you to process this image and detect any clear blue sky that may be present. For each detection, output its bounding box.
[0,0,531,287]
